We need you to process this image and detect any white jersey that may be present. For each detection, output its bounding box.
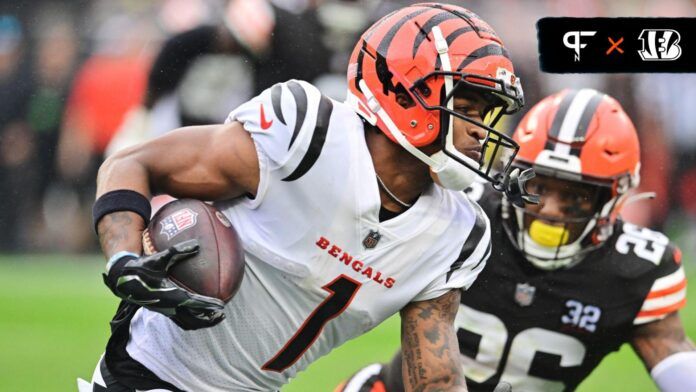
[126,80,491,391]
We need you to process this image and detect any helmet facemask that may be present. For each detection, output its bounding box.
[502,168,618,270]
[411,72,523,189]
[505,88,642,270]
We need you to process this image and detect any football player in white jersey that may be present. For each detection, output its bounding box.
[339,90,696,392]
[84,4,529,391]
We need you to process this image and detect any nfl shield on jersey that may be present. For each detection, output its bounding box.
[120,80,491,391]
[514,283,535,307]
[454,185,686,392]
[363,230,382,249]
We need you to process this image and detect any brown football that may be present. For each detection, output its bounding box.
[142,199,244,303]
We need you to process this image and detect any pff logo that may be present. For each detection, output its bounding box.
[638,29,682,61]
[563,31,597,61]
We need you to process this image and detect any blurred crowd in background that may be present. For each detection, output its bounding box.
[1,0,695,259]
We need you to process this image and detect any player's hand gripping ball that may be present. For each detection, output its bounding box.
[143,199,245,301]
[136,199,245,329]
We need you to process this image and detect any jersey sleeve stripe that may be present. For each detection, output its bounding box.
[459,225,491,289]
[635,314,666,325]
[287,81,308,149]
[641,287,687,311]
[282,94,333,182]
[633,314,667,325]
[637,297,687,318]
[634,266,687,325]
[271,84,287,126]
[471,242,492,271]
[650,267,685,292]
[647,278,687,299]
[446,202,488,282]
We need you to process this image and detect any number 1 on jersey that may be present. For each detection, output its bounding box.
[262,275,361,372]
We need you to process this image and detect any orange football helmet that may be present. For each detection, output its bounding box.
[346,3,524,189]
[504,88,641,269]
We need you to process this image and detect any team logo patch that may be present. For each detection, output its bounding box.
[514,283,536,307]
[160,208,198,240]
[362,230,382,249]
[638,29,682,61]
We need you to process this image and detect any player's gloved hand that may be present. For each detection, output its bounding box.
[103,240,226,330]
[498,167,539,208]
[170,306,226,331]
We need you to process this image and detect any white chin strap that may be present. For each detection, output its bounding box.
[355,26,479,191]
[430,151,479,190]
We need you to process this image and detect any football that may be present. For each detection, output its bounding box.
[142,199,244,303]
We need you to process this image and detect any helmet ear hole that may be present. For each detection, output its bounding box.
[394,83,416,109]
[414,80,431,97]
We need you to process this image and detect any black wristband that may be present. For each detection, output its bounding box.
[93,190,152,233]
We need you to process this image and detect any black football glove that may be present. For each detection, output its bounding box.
[497,167,540,208]
[103,240,226,330]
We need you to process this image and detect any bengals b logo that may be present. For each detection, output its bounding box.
[638,29,682,61]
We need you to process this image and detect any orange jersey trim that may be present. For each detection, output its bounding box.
[647,278,687,299]
[637,297,687,318]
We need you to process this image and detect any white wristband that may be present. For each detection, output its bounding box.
[651,351,696,392]
[105,251,139,274]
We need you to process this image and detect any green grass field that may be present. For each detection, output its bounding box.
[0,255,692,391]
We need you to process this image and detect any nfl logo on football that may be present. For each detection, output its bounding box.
[160,208,198,240]
[515,283,536,307]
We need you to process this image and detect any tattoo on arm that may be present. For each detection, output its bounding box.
[97,211,145,259]
[632,312,696,370]
[401,290,466,392]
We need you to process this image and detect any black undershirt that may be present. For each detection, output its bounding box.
[379,206,402,222]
